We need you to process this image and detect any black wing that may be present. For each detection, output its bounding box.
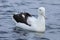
[13,12,31,26]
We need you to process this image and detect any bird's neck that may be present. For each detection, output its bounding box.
[38,15,45,20]
[36,15,45,32]
[37,14,45,26]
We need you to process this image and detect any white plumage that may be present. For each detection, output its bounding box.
[12,7,45,33]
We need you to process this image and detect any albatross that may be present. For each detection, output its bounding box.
[12,7,45,33]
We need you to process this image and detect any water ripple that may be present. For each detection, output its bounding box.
[15,2,27,6]
[46,25,53,30]
[49,31,56,33]
[30,8,38,9]
[41,38,50,40]
[0,37,8,38]
[0,15,11,19]
[0,0,8,3]
[40,2,60,6]
[16,39,26,40]
[0,25,2,26]
[6,10,15,12]
[34,37,50,40]
[47,3,60,5]
[0,5,12,8]
[0,31,8,34]
[0,0,60,40]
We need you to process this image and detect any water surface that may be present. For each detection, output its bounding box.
[0,0,60,40]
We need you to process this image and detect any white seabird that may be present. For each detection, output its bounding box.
[12,7,45,33]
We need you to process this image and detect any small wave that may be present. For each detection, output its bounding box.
[0,31,8,34]
[6,10,15,12]
[15,2,27,6]
[41,38,50,40]
[49,31,55,33]
[0,5,12,8]
[0,0,8,3]
[49,3,60,6]
[46,25,53,30]
[0,37,8,38]
[0,15,11,19]
[0,25,2,26]
[16,39,26,40]
[30,8,38,9]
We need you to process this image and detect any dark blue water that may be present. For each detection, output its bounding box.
[0,0,60,40]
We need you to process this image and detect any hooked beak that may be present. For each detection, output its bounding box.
[43,15,47,19]
[41,13,45,18]
[43,15,45,18]
[43,15,46,19]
